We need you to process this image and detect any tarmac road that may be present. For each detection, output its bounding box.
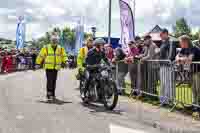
[0,69,195,133]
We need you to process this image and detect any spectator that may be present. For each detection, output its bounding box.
[140,35,159,61]
[112,46,128,95]
[159,28,176,105]
[0,50,3,72]
[135,36,145,55]
[31,49,37,70]
[125,41,139,95]
[19,52,26,70]
[176,35,200,113]
[6,52,13,73]
[139,35,159,95]
[160,29,177,61]
[136,43,148,59]
[104,44,114,62]
[135,36,141,45]
[136,40,145,55]
[1,51,7,73]
[125,41,139,63]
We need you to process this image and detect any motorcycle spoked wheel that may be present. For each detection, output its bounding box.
[103,81,118,110]
[79,80,89,104]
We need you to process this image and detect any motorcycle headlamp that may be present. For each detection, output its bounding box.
[101,70,109,77]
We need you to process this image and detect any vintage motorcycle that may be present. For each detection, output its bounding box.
[79,64,118,110]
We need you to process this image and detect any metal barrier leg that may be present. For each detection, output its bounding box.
[169,102,184,112]
[169,102,178,112]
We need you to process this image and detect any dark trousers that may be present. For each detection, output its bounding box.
[46,69,58,98]
[32,59,36,70]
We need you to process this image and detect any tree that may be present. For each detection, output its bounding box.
[191,29,200,41]
[84,33,93,39]
[173,17,191,38]
[35,26,91,49]
[62,27,76,47]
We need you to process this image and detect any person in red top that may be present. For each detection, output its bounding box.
[104,44,114,62]
[2,51,8,73]
[6,52,13,73]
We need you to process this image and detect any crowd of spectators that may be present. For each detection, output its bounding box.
[0,48,38,73]
[102,28,200,113]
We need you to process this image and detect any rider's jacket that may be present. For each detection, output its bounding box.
[85,48,109,66]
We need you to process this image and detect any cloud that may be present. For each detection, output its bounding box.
[0,0,199,40]
[25,8,33,14]
[7,15,17,20]
[41,6,66,17]
[0,8,16,15]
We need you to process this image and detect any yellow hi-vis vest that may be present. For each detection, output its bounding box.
[77,46,88,70]
[36,44,67,70]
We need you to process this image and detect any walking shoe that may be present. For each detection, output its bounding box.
[46,96,55,102]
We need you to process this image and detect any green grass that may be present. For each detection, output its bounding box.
[125,81,193,105]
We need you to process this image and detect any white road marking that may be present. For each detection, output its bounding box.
[110,124,148,133]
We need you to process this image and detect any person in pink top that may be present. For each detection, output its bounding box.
[125,41,139,64]
[125,41,140,96]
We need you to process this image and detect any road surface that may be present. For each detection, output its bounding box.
[0,69,187,133]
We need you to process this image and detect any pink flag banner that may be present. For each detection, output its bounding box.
[119,0,135,50]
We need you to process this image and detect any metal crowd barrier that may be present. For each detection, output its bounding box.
[115,60,200,111]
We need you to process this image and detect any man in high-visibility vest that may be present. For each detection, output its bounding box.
[76,37,93,78]
[36,32,67,101]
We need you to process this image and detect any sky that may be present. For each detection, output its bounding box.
[0,0,199,41]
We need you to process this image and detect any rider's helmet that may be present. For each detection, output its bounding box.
[93,38,106,48]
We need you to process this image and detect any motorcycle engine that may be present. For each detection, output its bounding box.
[101,70,109,78]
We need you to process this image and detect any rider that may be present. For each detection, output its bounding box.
[86,38,109,65]
[84,38,110,97]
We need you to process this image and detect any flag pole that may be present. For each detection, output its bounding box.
[108,0,112,45]
[133,0,136,38]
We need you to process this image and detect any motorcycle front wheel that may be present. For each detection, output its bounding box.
[79,80,89,104]
[103,81,118,110]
